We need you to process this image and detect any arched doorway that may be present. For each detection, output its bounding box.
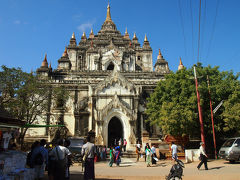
[107,62,114,70]
[108,116,123,147]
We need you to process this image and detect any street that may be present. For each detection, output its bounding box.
[46,158,240,180]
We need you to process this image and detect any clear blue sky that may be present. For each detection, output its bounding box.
[0,0,240,74]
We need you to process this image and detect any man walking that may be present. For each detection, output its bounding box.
[171,142,178,161]
[31,139,48,180]
[197,142,208,170]
[82,132,96,180]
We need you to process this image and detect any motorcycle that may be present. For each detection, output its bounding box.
[166,159,185,180]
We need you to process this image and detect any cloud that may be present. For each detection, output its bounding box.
[13,20,21,24]
[77,22,93,32]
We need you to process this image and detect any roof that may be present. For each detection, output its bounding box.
[0,108,25,128]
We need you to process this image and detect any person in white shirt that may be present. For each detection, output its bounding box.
[49,139,71,180]
[171,142,178,161]
[151,145,157,165]
[3,129,12,150]
[197,142,208,170]
[82,135,96,180]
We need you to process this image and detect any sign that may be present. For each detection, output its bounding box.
[213,100,223,114]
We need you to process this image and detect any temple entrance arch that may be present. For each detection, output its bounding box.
[108,116,123,147]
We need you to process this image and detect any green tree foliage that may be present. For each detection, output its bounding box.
[0,65,50,146]
[146,63,240,139]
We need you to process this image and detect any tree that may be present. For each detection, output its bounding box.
[0,65,50,147]
[146,63,240,142]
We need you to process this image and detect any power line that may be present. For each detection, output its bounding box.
[206,0,220,59]
[197,0,202,63]
[178,0,188,62]
[200,0,207,62]
[189,0,195,62]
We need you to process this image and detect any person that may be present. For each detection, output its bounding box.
[151,144,157,165]
[145,144,151,167]
[197,142,208,170]
[136,141,141,162]
[109,146,114,167]
[64,139,72,180]
[123,139,127,152]
[46,143,54,180]
[114,146,121,166]
[82,135,96,180]
[50,139,71,180]
[171,142,178,161]
[2,129,12,150]
[31,139,48,180]
[144,143,149,162]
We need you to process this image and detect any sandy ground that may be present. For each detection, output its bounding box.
[45,158,240,180]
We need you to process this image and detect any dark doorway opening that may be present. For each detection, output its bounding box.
[108,116,123,147]
[107,62,114,70]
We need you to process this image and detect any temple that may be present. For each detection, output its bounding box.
[33,4,171,148]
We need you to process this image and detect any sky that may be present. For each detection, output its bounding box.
[0,0,240,75]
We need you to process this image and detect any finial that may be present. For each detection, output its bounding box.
[125,28,128,34]
[179,57,183,65]
[41,53,48,67]
[144,34,148,41]
[178,57,184,70]
[62,47,68,57]
[44,53,47,61]
[49,62,52,69]
[72,32,75,39]
[105,2,112,22]
[89,29,94,39]
[133,32,136,39]
[82,32,86,38]
[157,48,163,59]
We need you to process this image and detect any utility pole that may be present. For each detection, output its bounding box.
[207,75,217,159]
[193,66,206,145]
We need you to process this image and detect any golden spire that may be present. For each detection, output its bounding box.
[105,3,112,22]
[89,29,94,39]
[133,32,136,39]
[49,62,52,69]
[178,57,184,70]
[41,53,48,67]
[125,28,128,34]
[179,57,183,65]
[157,48,163,59]
[144,34,148,41]
[82,32,86,38]
[72,32,75,39]
[62,47,68,57]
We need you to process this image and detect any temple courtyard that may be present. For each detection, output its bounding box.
[45,158,240,180]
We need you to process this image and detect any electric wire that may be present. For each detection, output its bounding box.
[197,0,202,63]
[206,0,220,60]
[189,0,195,63]
[178,0,188,62]
[200,0,207,62]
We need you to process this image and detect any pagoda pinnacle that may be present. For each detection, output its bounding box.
[89,29,94,39]
[157,49,163,59]
[72,32,75,39]
[62,47,68,57]
[105,3,112,22]
[41,53,48,67]
[124,27,130,39]
[144,34,148,41]
[178,57,184,70]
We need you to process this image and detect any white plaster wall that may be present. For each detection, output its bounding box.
[68,50,77,70]
[64,113,75,136]
[25,115,46,136]
[100,84,131,95]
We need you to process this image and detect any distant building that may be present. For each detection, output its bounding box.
[34,4,170,148]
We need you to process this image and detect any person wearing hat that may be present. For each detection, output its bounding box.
[197,142,208,170]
